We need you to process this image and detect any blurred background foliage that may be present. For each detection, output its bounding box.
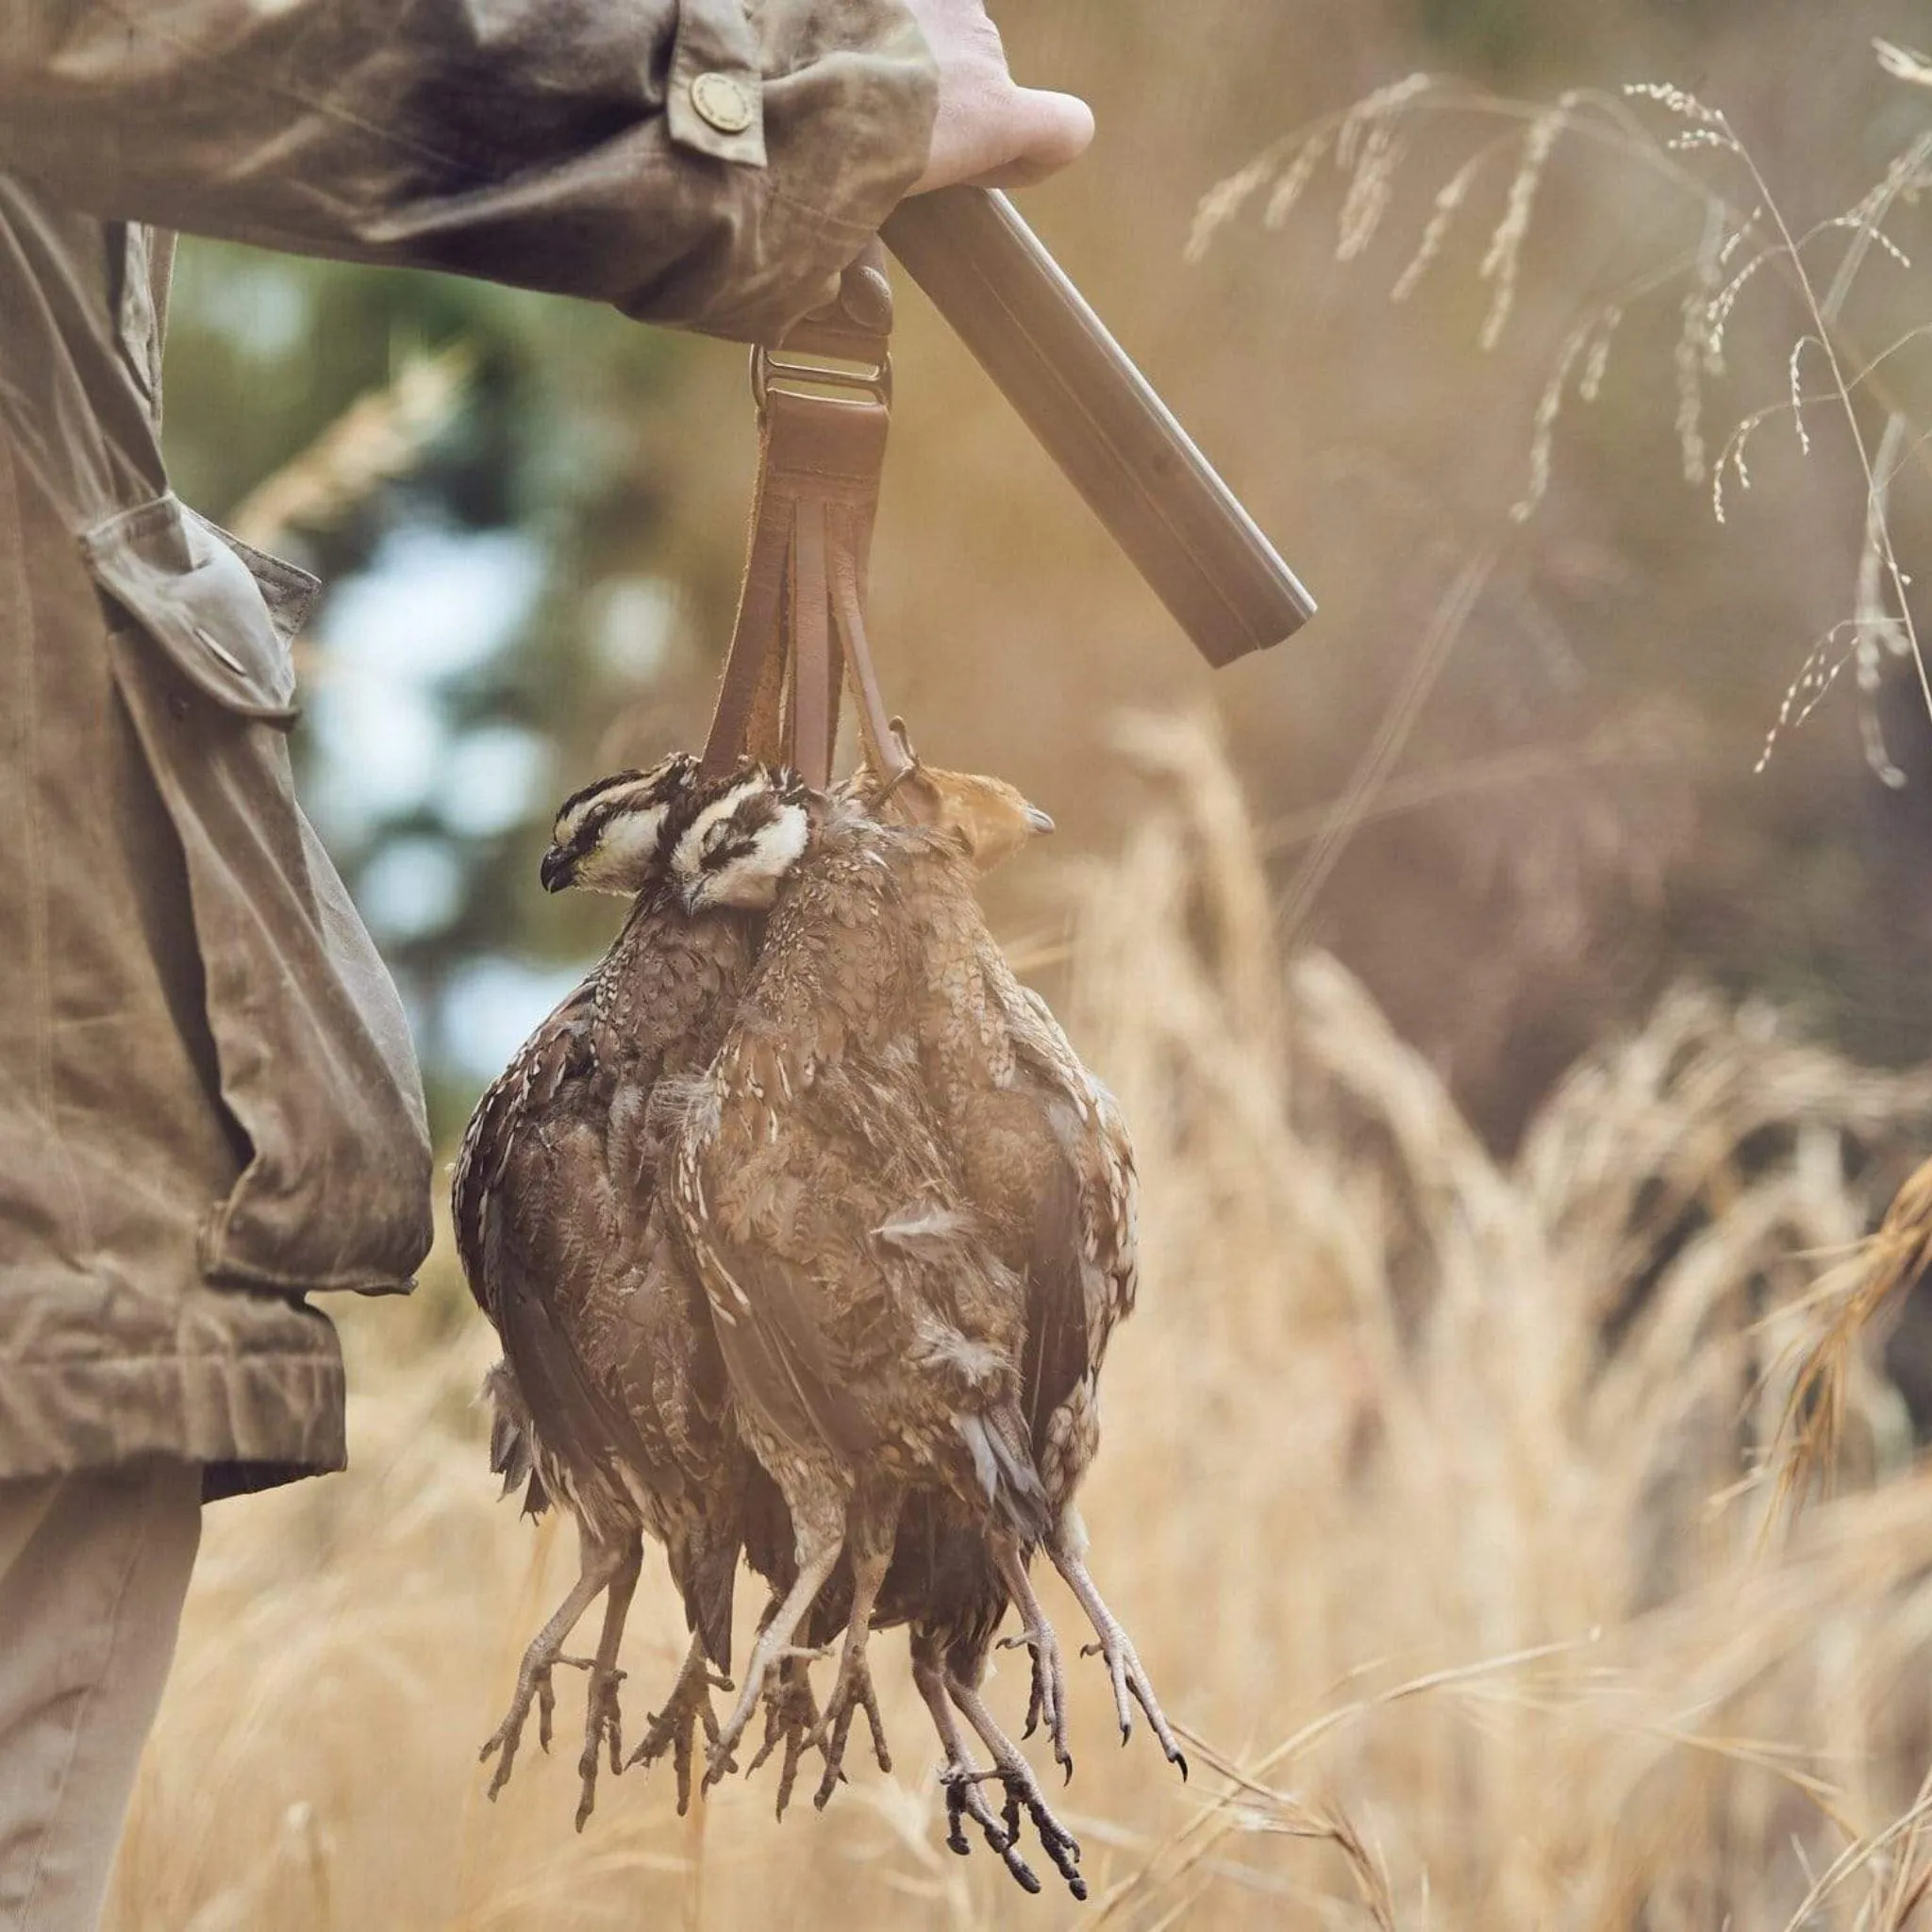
[160,0,1932,1150]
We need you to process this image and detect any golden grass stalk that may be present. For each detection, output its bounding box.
[1774,1156,1932,1519]
[1190,51,1932,782]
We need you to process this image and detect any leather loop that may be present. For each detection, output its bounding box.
[699,414,790,777]
[829,508,908,781]
[787,500,836,788]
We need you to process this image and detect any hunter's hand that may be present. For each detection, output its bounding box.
[906,0,1094,193]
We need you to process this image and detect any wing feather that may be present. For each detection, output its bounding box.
[689,1230,874,1460]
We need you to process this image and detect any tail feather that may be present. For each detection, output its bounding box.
[481,1360,550,1518]
[682,1521,741,1675]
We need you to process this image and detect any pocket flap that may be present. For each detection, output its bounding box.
[78,494,309,726]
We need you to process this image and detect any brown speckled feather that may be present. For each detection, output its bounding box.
[452,889,761,1667]
[876,823,1140,1521]
[674,799,1047,1541]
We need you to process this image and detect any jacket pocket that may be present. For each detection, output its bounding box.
[78,493,434,1296]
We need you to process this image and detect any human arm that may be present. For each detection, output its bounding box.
[0,0,937,341]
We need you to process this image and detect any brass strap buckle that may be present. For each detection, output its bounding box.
[749,343,893,416]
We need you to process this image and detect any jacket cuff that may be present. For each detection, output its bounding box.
[652,0,938,344]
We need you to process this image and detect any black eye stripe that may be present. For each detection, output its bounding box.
[551,753,697,841]
[553,796,684,874]
[660,767,802,861]
[697,796,772,845]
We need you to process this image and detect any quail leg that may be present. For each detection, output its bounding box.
[705,1523,842,1793]
[625,1632,732,1815]
[745,1652,824,1820]
[911,1640,1041,1897]
[811,1634,891,1809]
[574,1537,641,1831]
[480,1530,631,1800]
[1049,1512,1188,1777]
[945,1671,1087,1902]
[811,1479,899,1808]
[990,1535,1073,1780]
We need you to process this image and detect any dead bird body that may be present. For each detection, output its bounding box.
[669,762,1171,1894]
[882,762,1187,1785]
[667,775,1104,1874]
[454,758,808,1825]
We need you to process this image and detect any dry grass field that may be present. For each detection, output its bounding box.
[101,717,1932,1930]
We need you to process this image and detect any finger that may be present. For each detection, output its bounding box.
[912,83,1096,194]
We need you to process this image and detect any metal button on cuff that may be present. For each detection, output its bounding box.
[689,71,756,136]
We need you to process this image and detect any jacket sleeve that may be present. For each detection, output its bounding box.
[0,0,937,343]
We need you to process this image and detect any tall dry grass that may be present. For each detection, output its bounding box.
[106,716,1932,1929]
[1187,47,1932,787]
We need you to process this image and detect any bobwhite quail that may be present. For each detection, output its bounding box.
[665,780,1056,1815]
[454,757,788,1824]
[879,760,1186,1780]
[662,767,1091,1893]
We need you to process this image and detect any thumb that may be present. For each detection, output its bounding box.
[972,88,1095,189]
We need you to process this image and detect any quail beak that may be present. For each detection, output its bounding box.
[539,847,571,892]
[1024,805,1056,836]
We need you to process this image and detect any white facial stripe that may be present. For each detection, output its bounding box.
[554,781,637,852]
[701,803,810,908]
[750,801,809,877]
[552,758,692,852]
[670,775,769,881]
[572,802,669,892]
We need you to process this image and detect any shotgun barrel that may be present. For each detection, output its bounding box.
[879,186,1314,668]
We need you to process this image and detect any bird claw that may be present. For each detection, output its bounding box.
[573,1665,627,1833]
[995,1770,1086,1902]
[745,1655,824,1821]
[1001,1624,1073,1781]
[624,1646,728,1815]
[809,1647,891,1811]
[703,1668,772,1797]
[935,1721,1085,1902]
[478,1653,565,1800]
[1079,1632,1187,1778]
[940,1769,1041,1895]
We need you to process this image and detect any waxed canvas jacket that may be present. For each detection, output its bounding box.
[0,0,935,1498]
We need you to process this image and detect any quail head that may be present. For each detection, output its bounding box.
[665,765,815,914]
[535,754,702,894]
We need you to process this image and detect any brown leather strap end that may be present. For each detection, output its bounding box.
[699,247,906,790]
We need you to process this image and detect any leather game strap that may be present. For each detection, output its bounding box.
[700,250,910,792]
